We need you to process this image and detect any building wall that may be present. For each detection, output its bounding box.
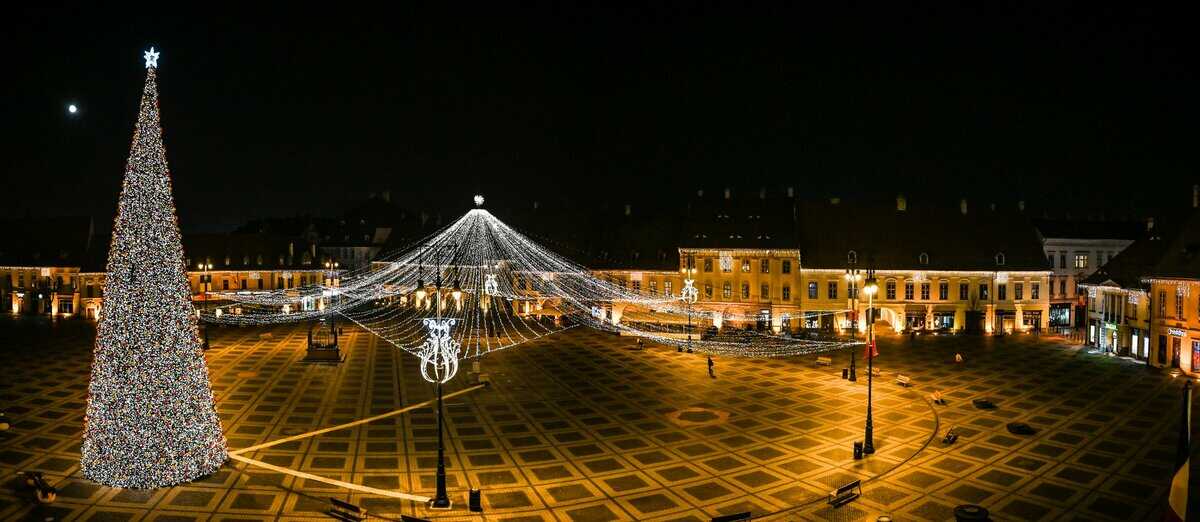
[1081,286,1151,361]
[3,267,326,320]
[1042,238,1136,330]
[597,248,1051,335]
[1146,279,1200,375]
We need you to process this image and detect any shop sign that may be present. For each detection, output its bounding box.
[1168,327,1186,337]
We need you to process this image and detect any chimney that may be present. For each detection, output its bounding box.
[896,194,907,212]
[787,186,795,198]
[960,198,968,215]
[624,204,632,216]
[724,187,731,200]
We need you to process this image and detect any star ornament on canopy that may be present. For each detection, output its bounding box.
[418,318,461,384]
[143,47,160,68]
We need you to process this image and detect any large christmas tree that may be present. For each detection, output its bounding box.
[81,48,227,488]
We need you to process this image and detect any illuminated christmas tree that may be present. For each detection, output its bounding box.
[81,48,227,488]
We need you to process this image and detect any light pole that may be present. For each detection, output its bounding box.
[679,255,698,353]
[199,262,213,349]
[862,268,878,455]
[324,260,340,346]
[845,266,861,381]
[415,242,460,510]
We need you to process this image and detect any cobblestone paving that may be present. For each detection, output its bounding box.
[0,316,1193,521]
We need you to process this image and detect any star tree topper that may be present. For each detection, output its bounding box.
[144,47,160,68]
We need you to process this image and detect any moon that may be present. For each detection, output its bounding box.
[68,104,78,114]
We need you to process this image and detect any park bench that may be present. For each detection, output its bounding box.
[827,478,862,507]
[942,427,959,445]
[815,356,832,366]
[19,471,57,504]
[328,498,366,522]
[895,374,911,386]
[972,398,997,410]
[1006,422,1037,435]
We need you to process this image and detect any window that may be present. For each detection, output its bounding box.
[781,260,791,274]
[847,250,857,265]
[704,258,713,272]
[848,281,858,299]
[741,259,751,273]
[761,259,770,273]
[920,282,930,300]
[939,281,948,300]
[919,252,929,265]
[1060,279,1067,296]
[649,280,658,295]
[960,283,969,300]
[782,285,791,300]
[241,279,248,290]
[632,280,641,293]
[257,279,263,289]
[1031,282,1040,300]
[1176,288,1185,319]
[223,279,229,290]
[1015,283,1025,300]
[995,252,1006,266]
[1074,254,1089,269]
[828,281,838,299]
[1047,254,1054,267]
[980,284,989,300]
[761,283,769,300]
[664,281,673,296]
[886,280,896,300]
[808,282,818,299]
[1060,252,1067,269]
[904,281,914,300]
[704,283,713,298]
[723,281,732,299]
[741,282,750,299]
[998,284,1007,301]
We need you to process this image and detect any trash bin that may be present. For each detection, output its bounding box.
[842,368,849,379]
[853,441,863,460]
[953,504,989,521]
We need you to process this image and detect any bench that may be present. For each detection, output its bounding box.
[1006,422,1037,435]
[328,498,366,522]
[20,472,57,504]
[828,479,862,507]
[942,427,959,445]
[972,398,997,410]
[895,374,912,386]
[816,356,833,366]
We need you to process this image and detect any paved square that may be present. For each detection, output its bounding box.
[0,317,1192,520]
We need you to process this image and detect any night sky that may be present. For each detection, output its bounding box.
[5,4,1196,232]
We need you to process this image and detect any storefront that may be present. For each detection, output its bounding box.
[1049,303,1071,327]
[1022,311,1043,331]
[933,312,955,330]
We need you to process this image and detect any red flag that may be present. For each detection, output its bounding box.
[864,340,878,360]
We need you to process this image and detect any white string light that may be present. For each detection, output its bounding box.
[81,51,227,488]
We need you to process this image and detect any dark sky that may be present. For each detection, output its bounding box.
[5,4,1196,232]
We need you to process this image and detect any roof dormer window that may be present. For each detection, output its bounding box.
[919,252,929,265]
[995,252,1006,266]
[847,250,858,265]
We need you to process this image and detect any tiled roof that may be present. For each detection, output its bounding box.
[1081,210,1199,288]
[0,216,95,267]
[1033,219,1144,241]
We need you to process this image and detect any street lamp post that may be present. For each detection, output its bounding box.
[324,260,340,346]
[680,255,698,353]
[845,266,861,381]
[863,268,878,455]
[415,242,459,510]
[200,262,212,349]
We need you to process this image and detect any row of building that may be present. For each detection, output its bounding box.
[3,188,1196,377]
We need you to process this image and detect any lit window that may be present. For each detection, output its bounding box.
[980,284,989,300]
[741,282,750,299]
[1015,283,1024,300]
[649,280,658,295]
[704,258,713,272]
[664,280,673,296]
[761,259,770,273]
[886,280,896,300]
[920,282,930,300]
[904,281,914,300]
[1177,288,1185,319]
[723,281,732,299]
[632,280,641,293]
[939,281,948,300]
[1031,282,1040,300]
[848,281,858,299]
[1074,254,1089,269]
[742,259,751,273]
[808,282,818,299]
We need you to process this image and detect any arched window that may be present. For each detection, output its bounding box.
[995,252,1006,266]
[847,250,858,265]
[919,252,929,265]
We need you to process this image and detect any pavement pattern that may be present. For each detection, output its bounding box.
[0,316,1194,521]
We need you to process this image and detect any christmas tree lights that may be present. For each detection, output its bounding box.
[81,49,227,488]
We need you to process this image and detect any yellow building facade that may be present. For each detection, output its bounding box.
[1146,278,1200,375]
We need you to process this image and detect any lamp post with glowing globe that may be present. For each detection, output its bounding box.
[862,268,878,455]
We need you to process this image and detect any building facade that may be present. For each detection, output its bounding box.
[1035,220,1140,336]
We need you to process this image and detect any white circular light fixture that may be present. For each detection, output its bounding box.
[68,104,78,114]
[473,195,484,207]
